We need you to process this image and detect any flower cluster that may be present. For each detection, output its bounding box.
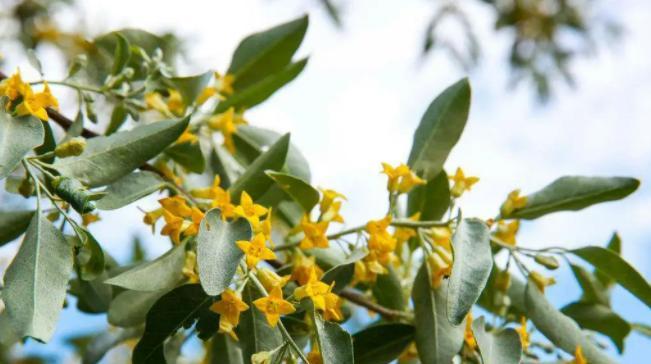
[0,70,59,120]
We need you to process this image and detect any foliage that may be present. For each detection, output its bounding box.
[0,5,649,364]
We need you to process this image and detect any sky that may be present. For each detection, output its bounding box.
[1,0,650,362]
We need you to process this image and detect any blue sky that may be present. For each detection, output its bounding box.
[1,0,649,362]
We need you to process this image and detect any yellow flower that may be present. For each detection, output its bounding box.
[253,286,296,327]
[394,213,420,249]
[500,189,528,217]
[234,191,268,230]
[166,89,185,116]
[210,289,249,340]
[259,212,274,246]
[208,107,248,153]
[292,254,324,286]
[159,196,193,218]
[82,213,100,226]
[294,266,330,310]
[257,268,290,292]
[0,70,29,102]
[573,346,587,364]
[320,200,344,223]
[154,160,183,186]
[160,209,185,244]
[182,251,199,283]
[307,347,323,364]
[449,167,479,198]
[431,226,452,251]
[191,176,237,219]
[145,92,170,115]
[176,128,198,144]
[196,86,217,105]
[323,290,343,321]
[215,72,235,96]
[181,207,205,237]
[366,216,397,265]
[143,208,164,229]
[236,233,276,269]
[516,317,530,351]
[464,313,478,350]
[299,215,330,249]
[319,189,346,222]
[494,220,520,246]
[427,249,452,289]
[530,270,556,293]
[15,82,59,121]
[381,162,425,194]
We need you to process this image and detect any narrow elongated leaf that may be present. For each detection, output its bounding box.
[169,71,212,105]
[595,232,621,288]
[506,176,640,219]
[34,120,55,163]
[197,209,252,296]
[0,114,44,180]
[106,103,129,135]
[569,264,609,306]
[237,283,283,362]
[313,309,354,364]
[111,33,131,75]
[412,264,465,364]
[407,170,450,220]
[133,284,213,364]
[0,210,34,246]
[472,316,522,364]
[229,133,290,202]
[562,301,630,353]
[353,323,414,364]
[447,218,492,324]
[54,117,189,187]
[572,246,651,307]
[104,241,187,291]
[96,171,166,210]
[108,289,167,327]
[372,266,406,311]
[2,213,73,342]
[228,16,308,90]
[217,59,308,112]
[322,250,366,293]
[407,78,471,180]
[524,280,616,364]
[266,170,319,212]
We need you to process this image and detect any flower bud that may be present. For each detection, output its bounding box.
[494,269,512,292]
[18,177,34,197]
[530,270,556,293]
[54,137,86,158]
[534,254,560,270]
[257,268,289,292]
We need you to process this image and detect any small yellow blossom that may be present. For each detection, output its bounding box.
[259,212,274,246]
[215,72,235,96]
[381,162,425,194]
[299,215,330,249]
[159,196,193,218]
[449,167,479,198]
[530,270,556,293]
[0,70,29,102]
[319,188,346,222]
[15,82,59,121]
[143,208,164,229]
[191,176,236,219]
[366,216,397,265]
[196,86,217,105]
[82,213,100,226]
[182,251,199,283]
[208,107,248,153]
[294,267,330,310]
[500,189,528,217]
[234,191,267,230]
[166,89,185,116]
[516,317,530,351]
[353,253,388,284]
[494,220,520,246]
[257,268,290,292]
[323,289,343,321]
[145,89,185,117]
[427,250,452,288]
[307,347,323,364]
[210,289,249,340]
[464,313,478,350]
[573,346,587,364]
[176,128,198,145]
[253,286,296,327]
[154,160,183,186]
[145,92,170,115]
[292,254,324,286]
[236,233,276,269]
[181,207,205,237]
[160,209,185,244]
[431,226,452,251]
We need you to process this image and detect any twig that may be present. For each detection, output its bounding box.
[338,288,411,320]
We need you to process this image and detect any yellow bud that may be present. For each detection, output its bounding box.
[54,137,86,158]
[534,255,560,270]
[530,271,556,292]
[494,269,512,292]
[257,268,289,292]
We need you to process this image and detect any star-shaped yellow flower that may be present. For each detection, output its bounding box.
[159,196,193,218]
[323,290,343,322]
[430,226,452,251]
[210,289,249,340]
[516,317,530,351]
[299,215,330,249]
[292,254,324,286]
[257,268,290,292]
[0,70,29,102]
[530,271,556,293]
[381,162,425,194]
[236,233,276,268]
[294,266,330,310]
[234,191,268,230]
[191,176,236,219]
[449,167,479,198]
[160,209,185,244]
[207,107,247,153]
[253,286,296,327]
[500,189,528,217]
[15,82,59,121]
[494,220,520,246]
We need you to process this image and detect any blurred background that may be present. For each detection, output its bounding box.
[0,0,649,362]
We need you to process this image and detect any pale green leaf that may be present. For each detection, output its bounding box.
[197,209,252,296]
[524,280,616,364]
[321,250,366,293]
[447,217,492,325]
[2,213,74,342]
[108,290,167,327]
[313,309,354,364]
[0,114,44,180]
[165,140,205,174]
[168,71,212,106]
[373,265,406,311]
[407,78,471,180]
[353,323,414,364]
[96,171,166,210]
[412,263,465,364]
[54,117,189,187]
[111,33,131,75]
[407,170,450,220]
[562,301,630,353]
[0,210,34,246]
[506,176,639,219]
[472,316,522,364]
[266,170,319,212]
